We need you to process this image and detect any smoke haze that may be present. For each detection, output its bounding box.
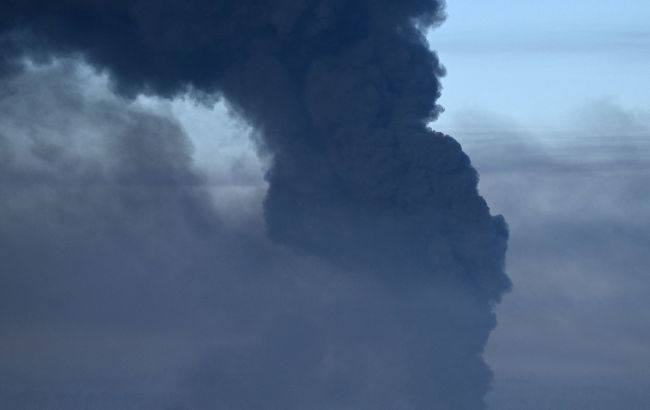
[0,2,509,409]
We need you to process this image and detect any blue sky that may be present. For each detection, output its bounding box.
[429,0,650,132]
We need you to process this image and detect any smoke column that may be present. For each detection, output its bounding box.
[0,1,510,409]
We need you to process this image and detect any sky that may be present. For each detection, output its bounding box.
[428,1,650,407]
[430,0,650,130]
[0,1,649,409]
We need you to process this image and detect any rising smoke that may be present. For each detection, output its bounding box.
[0,1,510,409]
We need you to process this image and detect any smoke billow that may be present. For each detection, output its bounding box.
[0,1,510,409]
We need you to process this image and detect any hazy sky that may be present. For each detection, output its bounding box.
[426,2,650,407]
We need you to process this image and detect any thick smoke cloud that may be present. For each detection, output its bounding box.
[0,1,510,409]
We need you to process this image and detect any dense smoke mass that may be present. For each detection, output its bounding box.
[0,1,510,409]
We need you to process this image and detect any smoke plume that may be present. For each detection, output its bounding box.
[0,1,510,409]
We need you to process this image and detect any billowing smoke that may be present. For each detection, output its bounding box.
[0,1,510,409]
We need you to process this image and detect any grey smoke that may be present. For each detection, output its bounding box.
[443,104,650,409]
[0,1,510,409]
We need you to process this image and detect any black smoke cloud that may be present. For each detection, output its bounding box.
[0,1,510,409]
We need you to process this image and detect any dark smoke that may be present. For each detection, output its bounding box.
[0,1,510,409]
